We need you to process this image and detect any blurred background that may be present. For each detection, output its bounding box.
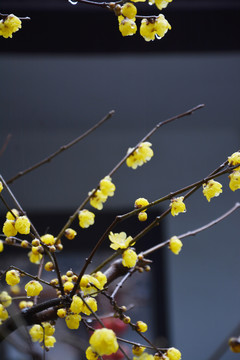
[1,0,240,359]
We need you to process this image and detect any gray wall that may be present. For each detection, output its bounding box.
[1,53,240,360]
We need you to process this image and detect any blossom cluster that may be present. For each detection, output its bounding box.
[0,14,21,38]
[89,176,116,210]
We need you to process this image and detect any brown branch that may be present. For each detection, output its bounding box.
[142,202,240,257]
[7,110,115,184]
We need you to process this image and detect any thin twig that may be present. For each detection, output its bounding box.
[0,134,12,158]
[142,202,240,257]
[7,110,114,184]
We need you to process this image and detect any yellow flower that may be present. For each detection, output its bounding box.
[109,231,134,250]
[65,314,81,329]
[132,345,146,356]
[89,328,119,356]
[202,179,223,202]
[64,228,77,240]
[6,208,19,220]
[0,181,3,193]
[122,248,138,268]
[63,280,74,293]
[29,324,43,342]
[140,15,171,42]
[228,151,240,171]
[149,0,172,10]
[89,189,107,210]
[15,215,31,234]
[135,197,149,210]
[229,337,240,353]
[0,240,4,253]
[136,320,148,332]
[82,297,98,315]
[99,176,116,197]
[167,347,182,360]
[44,335,56,347]
[121,3,137,19]
[229,171,240,192]
[118,16,137,37]
[25,280,43,296]
[170,196,186,216]
[70,295,84,314]
[93,271,107,289]
[41,234,55,245]
[126,142,154,169]
[0,14,22,39]
[78,209,95,228]
[80,274,102,296]
[57,308,67,318]
[86,346,99,360]
[2,220,17,237]
[6,270,20,286]
[0,291,12,307]
[28,251,43,264]
[0,304,9,321]
[169,236,183,255]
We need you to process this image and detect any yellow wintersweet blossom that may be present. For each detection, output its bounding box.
[140,14,171,41]
[121,3,137,19]
[0,14,22,38]
[228,151,240,171]
[89,328,119,356]
[65,314,82,329]
[28,250,43,264]
[122,248,138,268]
[41,234,55,245]
[78,209,95,228]
[15,215,31,234]
[202,179,223,202]
[5,270,20,286]
[170,196,186,216]
[64,228,77,240]
[0,291,12,307]
[70,295,84,314]
[100,176,116,197]
[149,0,172,10]
[6,209,19,220]
[25,280,43,296]
[169,236,183,255]
[118,16,137,37]
[82,297,98,315]
[89,189,108,210]
[132,345,146,356]
[2,220,17,237]
[126,142,154,169]
[29,323,56,347]
[86,346,99,360]
[0,240,3,253]
[80,273,106,296]
[136,320,148,332]
[167,347,182,360]
[109,231,134,250]
[0,304,9,321]
[229,171,240,192]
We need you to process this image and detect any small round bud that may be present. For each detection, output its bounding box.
[144,265,151,272]
[138,212,148,222]
[64,228,77,240]
[57,308,67,318]
[72,275,78,282]
[50,278,59,286]
[114,4,122,15]
[120,305,127,312]
[66,270,73,277]
[61,275,68,282]
[21,240,29,248]
[44,262,54,272]
[132,345,146,356]
[56,244,63,251]
[137,267,144,273]
[32,239,40,247]
[229,337,240,353]
[37,245,44,254]
[5,237,15,245]
[49,245,56,253]
[123,316,131,324]
[138,254,144,261]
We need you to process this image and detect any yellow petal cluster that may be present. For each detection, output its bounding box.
[5,270,20,286]
[65,314,82,329]
[25,280,43,296]
[149,0,172,10]
[140,14,171,41]
[89,328,119,356]
[64,228,77,240]
[29,323,56,347]
[167,347,182,360]
[229,171,240,192]
[89,177,116,210]
[80,272,107,296]
[202,179,223,202]
[126,142,154,169]
[78,209,95,228]
[133,352,154,360]
[122,248,138,268]
[136,320,148,332]
[170,197,186,216]
[0,304,9,321]
[228,151,240,170]
[109,231,134,250]
[169,236,183,255]
[0,14,22,39]
[0,291,12,307]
